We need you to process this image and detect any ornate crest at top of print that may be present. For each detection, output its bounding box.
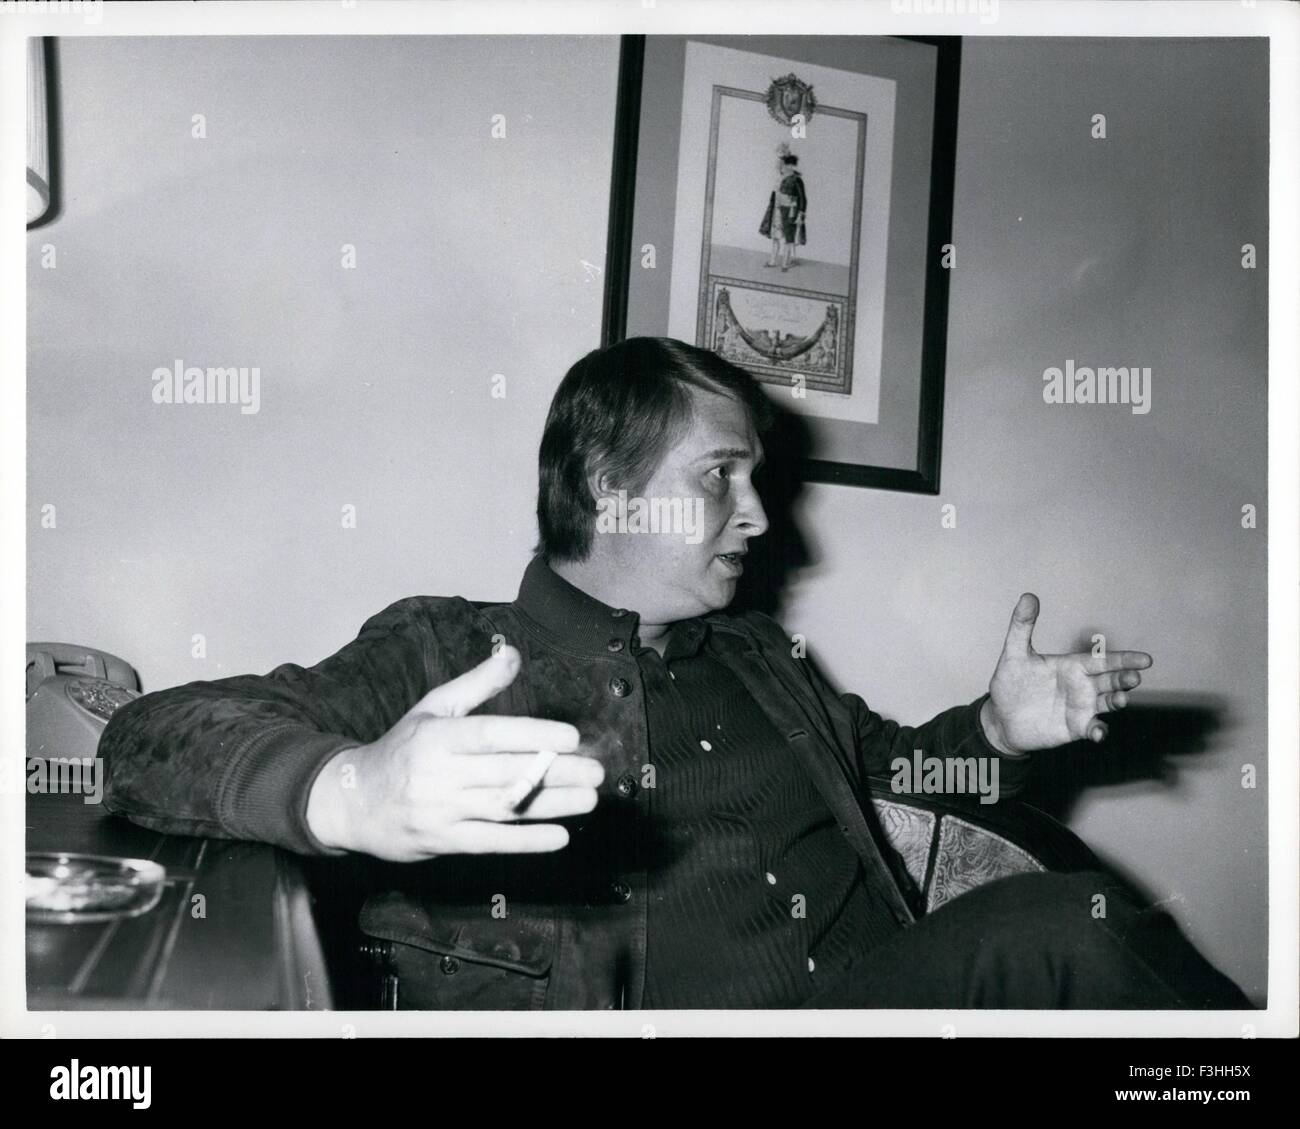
[766,73,817,127]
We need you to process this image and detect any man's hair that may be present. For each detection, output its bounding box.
[536,337,775,564]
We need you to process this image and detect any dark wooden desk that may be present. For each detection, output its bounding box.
[27,789,333,1010]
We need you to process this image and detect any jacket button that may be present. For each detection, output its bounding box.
[439,955,460,975]
[615,774,639,799]
[611,608,627,618]
[608,677,632,698]
[607,638,625,653]
[611,881,632,903]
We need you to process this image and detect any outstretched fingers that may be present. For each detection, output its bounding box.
[1092,669,1143,693]
[1086,649,1153,675]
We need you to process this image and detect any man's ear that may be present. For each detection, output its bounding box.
[585,461,620,507]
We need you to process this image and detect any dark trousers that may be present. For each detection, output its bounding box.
[803,871,1253,1009]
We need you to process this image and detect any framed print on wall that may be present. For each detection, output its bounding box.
[603,35,960,493]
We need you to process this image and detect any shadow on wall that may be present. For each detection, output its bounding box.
[1021,695,1233,827]
[731,401,815,620]
[737,411,1241,925]
[1017,693,1247,973]
[734,402,1233,815]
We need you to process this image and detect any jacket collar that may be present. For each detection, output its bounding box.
[513,555,746,658]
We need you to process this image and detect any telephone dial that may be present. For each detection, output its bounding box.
[25,643,141,762]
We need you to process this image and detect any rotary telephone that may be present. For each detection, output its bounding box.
[25,643,141,762]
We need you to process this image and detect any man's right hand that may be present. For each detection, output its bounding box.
[305,645,602,861]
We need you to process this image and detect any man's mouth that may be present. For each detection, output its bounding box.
[714,551,745,576]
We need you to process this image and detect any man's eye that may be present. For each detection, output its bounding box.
[708,466,730,482]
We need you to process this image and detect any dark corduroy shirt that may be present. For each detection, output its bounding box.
[103,554,1030,1009]
[635,621,902,1008]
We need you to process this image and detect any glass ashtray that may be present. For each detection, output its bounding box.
[26,852,166,924]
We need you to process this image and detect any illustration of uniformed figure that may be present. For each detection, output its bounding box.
[759,145,807,272]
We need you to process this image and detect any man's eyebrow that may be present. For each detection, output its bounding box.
[696,446,764,465]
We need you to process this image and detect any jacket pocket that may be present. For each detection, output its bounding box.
[359,892,555,1010]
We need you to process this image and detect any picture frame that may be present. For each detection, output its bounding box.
[602,35,960,493]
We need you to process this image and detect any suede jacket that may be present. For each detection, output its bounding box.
[100,556,1028,1009]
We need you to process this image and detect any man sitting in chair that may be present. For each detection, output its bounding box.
[101,337,1248,1010]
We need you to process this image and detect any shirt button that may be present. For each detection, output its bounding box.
[807,958,816,974]
[607,638,625,653]
[608,677,632,698]
[439,955,461,975]
[611,881,632,903]
[765,872,777,885]
[615,774,639,799]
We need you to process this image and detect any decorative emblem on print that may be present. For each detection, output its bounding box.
[765,73,817,128]
[709,285,847,394]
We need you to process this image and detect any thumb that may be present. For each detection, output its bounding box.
[416,644,522,719]
[1000,593,1040,658]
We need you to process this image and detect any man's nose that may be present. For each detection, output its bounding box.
[733,488,769,539]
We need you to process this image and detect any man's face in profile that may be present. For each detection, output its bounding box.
[596,386,769,625]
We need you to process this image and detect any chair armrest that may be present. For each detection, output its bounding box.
[866,776,1101,914]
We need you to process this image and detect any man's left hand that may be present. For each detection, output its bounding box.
[980,593,1152,755]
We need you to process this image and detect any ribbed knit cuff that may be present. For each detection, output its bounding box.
[966,694,1033,796]
[215,724,360,856]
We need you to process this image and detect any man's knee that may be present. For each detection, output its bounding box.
[952,871,1181,1006]
[957,869,1126,925]
[948,870,1147,962]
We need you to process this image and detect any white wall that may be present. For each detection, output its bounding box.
[28,35,1267,1002]
[28,34,618,685]
[780,38,1268,1003]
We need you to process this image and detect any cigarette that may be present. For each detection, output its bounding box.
[505,748,558,811]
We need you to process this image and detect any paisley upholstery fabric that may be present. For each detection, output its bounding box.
[928,816,1047,912]
[869,799,936,892]
[869,797,1049,914]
